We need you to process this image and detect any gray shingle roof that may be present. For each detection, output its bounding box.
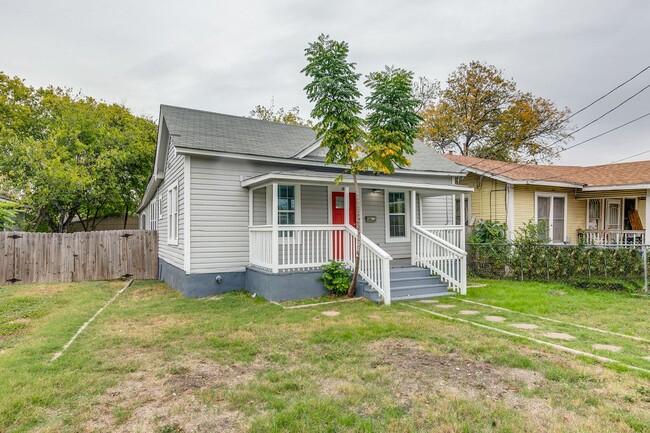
[160,104,462,174]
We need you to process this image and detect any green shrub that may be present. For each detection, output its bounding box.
[468,220,507,244]
[318,260,351,297]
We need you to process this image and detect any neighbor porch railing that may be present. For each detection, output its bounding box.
[411,226,467,294]
[420,225,464,249]
[582,229,646,246]
[249,224,393,304]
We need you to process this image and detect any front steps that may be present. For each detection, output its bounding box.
[358,266,452,303]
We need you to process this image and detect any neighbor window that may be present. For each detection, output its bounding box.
[587,199,602,230]
[387,191,407,239]
[606,199,621,230]
[535,193,566,243]
[167,182,178,245]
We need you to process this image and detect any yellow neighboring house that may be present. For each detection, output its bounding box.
[444,154,650,246]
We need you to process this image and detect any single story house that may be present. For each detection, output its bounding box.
[444,154,650,246]
[137,105,473,304]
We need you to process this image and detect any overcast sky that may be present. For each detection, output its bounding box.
[2,0,649,165]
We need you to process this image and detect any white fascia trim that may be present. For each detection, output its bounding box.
[137,175,164,213]
[241,173,474,193]
[183,156,191,274]
[581,183,650,192]
[174,147,462,178]
[292,138,323,158]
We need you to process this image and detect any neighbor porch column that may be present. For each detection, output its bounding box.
[506,184,515,242]
[646,189,650,245]
[460,192,466,251]
[271,183,279,273]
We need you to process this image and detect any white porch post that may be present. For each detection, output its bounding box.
[506,184,515,242]
[646,189,650,245]
[343,186,350,263]
[411,190,417,265]
[344,187,350,226]
[271,183,279,273]
[460,192,466,251]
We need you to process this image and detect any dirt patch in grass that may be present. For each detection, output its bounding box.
[370,338,543,402]
[367,339,601,430]
[84,357,267,432]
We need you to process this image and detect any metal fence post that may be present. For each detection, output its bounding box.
[643,245,648,295]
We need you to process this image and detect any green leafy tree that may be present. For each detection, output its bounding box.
[0,72,157,232]
[249,100,312,126]
[419,61,571,163]
[303,34,420,296]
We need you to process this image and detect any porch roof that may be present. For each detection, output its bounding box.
[241,169,473,193]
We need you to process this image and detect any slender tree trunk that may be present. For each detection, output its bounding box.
[123,202,129,229]
[347,173,362,297]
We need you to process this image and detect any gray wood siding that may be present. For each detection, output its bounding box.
[155,144,185,270]
[253,187,267,225]
[191,157,290,273]
[421,195,453,225]
[301,185,328,224]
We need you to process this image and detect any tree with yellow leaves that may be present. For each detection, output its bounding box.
[418,61,571,163]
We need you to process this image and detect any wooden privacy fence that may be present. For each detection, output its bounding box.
[0,230,158,285]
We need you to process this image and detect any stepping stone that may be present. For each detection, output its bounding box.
[322,311,340,317]
[396,311,412,316]
[643,356,650,362]
[544,332,575,341]
[368,314,381,320]
[434,304,456,309]
[511,323,539,330]
[418,299,439,304]
[458,310,480,315]
[592,344,622,352]
[484,315,506,322]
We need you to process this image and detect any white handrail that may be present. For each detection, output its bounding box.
[412,226,467,295]
[420,225,464,249]
[344,224,392,304]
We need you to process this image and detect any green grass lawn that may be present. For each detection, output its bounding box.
[0,279,649,432]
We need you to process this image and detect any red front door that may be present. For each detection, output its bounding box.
[331,192,357,227]
[331,192,356,260]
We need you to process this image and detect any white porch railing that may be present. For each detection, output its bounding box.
[412,226,467,294]
[583,230,646,246]
[249,224,393,304]
[420,225,464,249]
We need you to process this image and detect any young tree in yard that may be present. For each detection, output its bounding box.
[0,72,156,232]
[303,34,419,297]
[419,61,571,163]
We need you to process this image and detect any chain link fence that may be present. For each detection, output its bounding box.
[467,242,649,293]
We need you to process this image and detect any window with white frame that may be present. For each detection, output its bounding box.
[535,193,566,243]
[386,191,408,241]
[587,199,602,230]
[606,199,621,230]
[277,185,296,225]
[167,182,178,244]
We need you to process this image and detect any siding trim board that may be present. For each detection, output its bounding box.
[184,156,191,274]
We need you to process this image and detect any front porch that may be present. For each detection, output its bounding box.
[243,171,472,304]
[578,195,649,246]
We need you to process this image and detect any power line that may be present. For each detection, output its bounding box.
[471,111,650,179]
[456,68,650,174]
[569,64,650,119]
